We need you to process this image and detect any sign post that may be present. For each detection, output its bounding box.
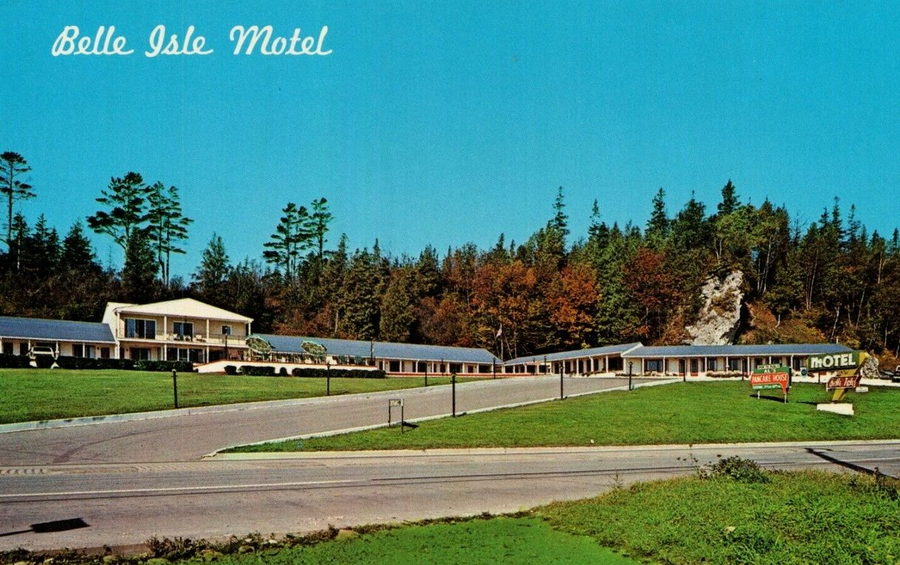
[750,364,790,403]
[388,398,404,433]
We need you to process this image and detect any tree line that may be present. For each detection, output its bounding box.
[2,151,899,363]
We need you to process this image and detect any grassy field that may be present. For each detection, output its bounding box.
[0,369,473,424]
[540,465,899,564]
[238,381,900,452]
[204,517,638,565]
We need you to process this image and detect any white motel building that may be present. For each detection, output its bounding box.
[0,298,852,377]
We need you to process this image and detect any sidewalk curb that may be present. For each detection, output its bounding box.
[207,438,900,461]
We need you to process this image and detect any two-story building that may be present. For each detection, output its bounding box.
[102,298,253,363]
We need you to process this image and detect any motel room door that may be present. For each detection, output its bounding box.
[690,359,699,376]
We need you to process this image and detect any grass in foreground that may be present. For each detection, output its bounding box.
[540,464,899,564]
[237,381,900,452]
[0,369,472,424]
[207,517,637,565]
[3,465,894,564]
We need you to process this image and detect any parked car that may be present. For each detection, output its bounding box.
[28,345,59,369]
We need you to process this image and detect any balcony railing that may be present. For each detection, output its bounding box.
[118,332,246,345]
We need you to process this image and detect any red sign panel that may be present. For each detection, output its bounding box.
[750,371,790,394]
[826,375,861,391]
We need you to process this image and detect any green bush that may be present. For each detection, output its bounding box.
[55,356,135,370]
[0,354,32,368]
[224,365,237,375]
[290,367,386,379]
[279,367,289,376]
[240,365,276,376]
[134,360,194,373]
[701,456,769,483]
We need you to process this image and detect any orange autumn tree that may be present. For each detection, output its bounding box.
[546,262,599,349]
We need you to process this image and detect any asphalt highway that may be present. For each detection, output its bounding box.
[1,441,897,552]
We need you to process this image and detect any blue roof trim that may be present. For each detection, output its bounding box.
[622,343,853,358]
[253,334,502,364]
[0,316,116,343]
[505,343,643,365]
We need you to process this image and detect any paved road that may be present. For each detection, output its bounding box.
[0,376,645,465]
[1,441,897,552]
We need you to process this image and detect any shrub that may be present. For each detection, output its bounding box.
[239,365,276,376]
[290,367,386,379]
[278,367,288,376]
[54,356,135,370]
[134,360,194,373]
[0,354,33,368]
[702,456,769,483]
[224,365,237,375]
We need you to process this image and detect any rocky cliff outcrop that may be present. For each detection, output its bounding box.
[686,270,744,345]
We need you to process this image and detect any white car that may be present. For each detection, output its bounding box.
[28,346,59,368]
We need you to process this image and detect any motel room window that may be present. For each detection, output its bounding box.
[169,348,203,362]
[125,318,156,339]
[707,358,717,371]
[222,325,232,336]
[73,344,83,358]
[2,342,12,355]
[100,347,110,359]
[449,363,462,374]
[728,358,741,371]
[19,343,28,355]
[129,348,151,361]
[479,365,489,373]
[389,360,401,372]
[645,359,663,373]
[174,322,194,339]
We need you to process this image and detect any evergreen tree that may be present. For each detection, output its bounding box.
[0,151,34,259]
[61,221,99,273]
[122,228,158,303]
[22,214,60,276]
[379,268,418,342]
[550,186,569,238]
[309,197,333,262]
[716,180,740,216]
[263,202,312,278]
[645,187,669,247]
[193,233,231,305]
[146,182,193,286]
[87,172,149,250]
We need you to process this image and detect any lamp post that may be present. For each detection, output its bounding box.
[326,356,331,396]
[172,368,179,409]
[560,360,564,400]
[451,372,457,417]
[628,361,633,391]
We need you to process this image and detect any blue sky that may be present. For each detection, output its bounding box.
[1,1,898,277]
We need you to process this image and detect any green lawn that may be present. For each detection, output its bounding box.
[540,468,899,564]
[203,517,638,565]
[238,381,900,452]
[0,369,472,424]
